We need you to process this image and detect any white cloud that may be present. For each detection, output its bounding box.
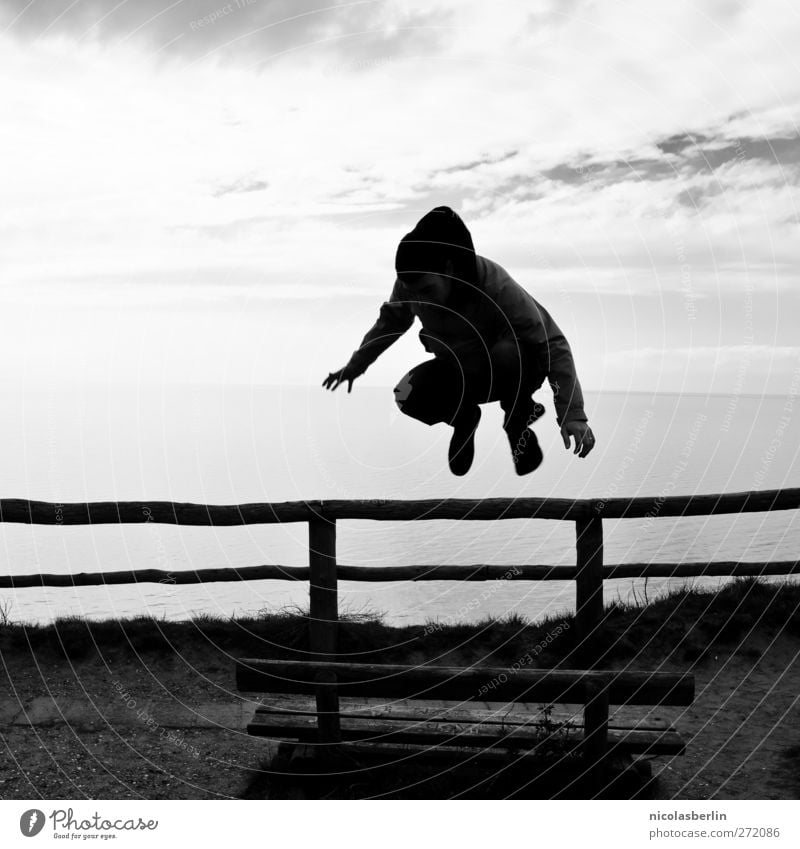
[1,0,800,389]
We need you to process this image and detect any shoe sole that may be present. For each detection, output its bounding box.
[507,423,543,475]
[514,444,543,475]
[448,408,481,476]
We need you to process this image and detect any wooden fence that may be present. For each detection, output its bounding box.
[1,488,799,665]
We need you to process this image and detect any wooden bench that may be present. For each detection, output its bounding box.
[236,659,694,770]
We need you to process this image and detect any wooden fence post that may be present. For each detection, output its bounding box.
[574,516,604,668]
[308,517,341,745]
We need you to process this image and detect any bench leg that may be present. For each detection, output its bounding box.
[581,680,610,771]
[314,670,341,748]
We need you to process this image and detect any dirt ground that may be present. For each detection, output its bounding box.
[1,630,798,799]
[0,645,275,799]
[647,631,800,800]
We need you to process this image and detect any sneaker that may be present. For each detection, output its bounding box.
[507,426,543,475]
[448,406,481,476]
[504,404,544,476]
[503,399,546,430]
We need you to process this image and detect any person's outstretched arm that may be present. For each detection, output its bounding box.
[491,274,595,456]
[322,279,414,392]
[541,330,595,456]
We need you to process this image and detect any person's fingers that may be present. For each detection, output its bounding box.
[559,424,595,456]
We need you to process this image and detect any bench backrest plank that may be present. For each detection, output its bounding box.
[236,659,694,706]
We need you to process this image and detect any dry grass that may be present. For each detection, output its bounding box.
[1,576,797,670]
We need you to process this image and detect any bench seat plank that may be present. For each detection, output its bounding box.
[255,695,674,731]
[254,695,578,725]
[248,703,685,755]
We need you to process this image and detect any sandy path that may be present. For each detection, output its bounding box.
[649,633,800,799]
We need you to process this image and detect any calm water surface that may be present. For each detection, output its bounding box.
[1,383,798,625]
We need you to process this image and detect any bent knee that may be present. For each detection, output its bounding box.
[392,368,456,426]
[393,372,414,410]
[490,338,525,368]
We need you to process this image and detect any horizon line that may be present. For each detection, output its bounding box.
[4,380,788,400]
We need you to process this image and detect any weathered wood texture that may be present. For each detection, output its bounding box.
[0,497,584,524]
[581,679,610,764]
[292,735,682,768]
[4,559,796,589]
[574,517,604,667]
[247,708,684,755]
[251,695,673,731]
[236,659,694,706]
[308,519,339,660]
[601,560,800,579]
[2,487,797,526]
[308,519,340,744]
[592,487,800,519]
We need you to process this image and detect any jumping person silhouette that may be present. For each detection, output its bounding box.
[322,207,595,475]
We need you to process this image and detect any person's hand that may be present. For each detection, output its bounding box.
[322,364,361,393]
[561,420,595,457]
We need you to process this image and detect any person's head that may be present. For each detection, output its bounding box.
[394,206,477,305]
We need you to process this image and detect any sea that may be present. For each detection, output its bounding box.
[1,382,798,626]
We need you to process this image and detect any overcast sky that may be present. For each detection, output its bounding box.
[1,0,799,394]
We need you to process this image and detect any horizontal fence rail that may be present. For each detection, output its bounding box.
[3,560,799,590]
[2,487,800,525]
[3,490,799,593]
[3,488,799,669]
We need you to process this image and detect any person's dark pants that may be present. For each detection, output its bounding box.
[393,339,547,428]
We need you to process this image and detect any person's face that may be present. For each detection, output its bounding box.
[412,272,452,305]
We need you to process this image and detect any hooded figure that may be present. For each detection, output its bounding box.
[323,206,595,475]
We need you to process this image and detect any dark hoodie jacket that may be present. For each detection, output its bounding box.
[346,255,588,427]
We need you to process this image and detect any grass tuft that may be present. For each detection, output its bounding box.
[1,577,798,667]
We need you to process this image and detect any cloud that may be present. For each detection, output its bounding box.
[0,0,450,65]
[533,130,800,190]
[440,151,519,175]
[656,132,711,155]
[2,0,800,391]
[213,177,269,197]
